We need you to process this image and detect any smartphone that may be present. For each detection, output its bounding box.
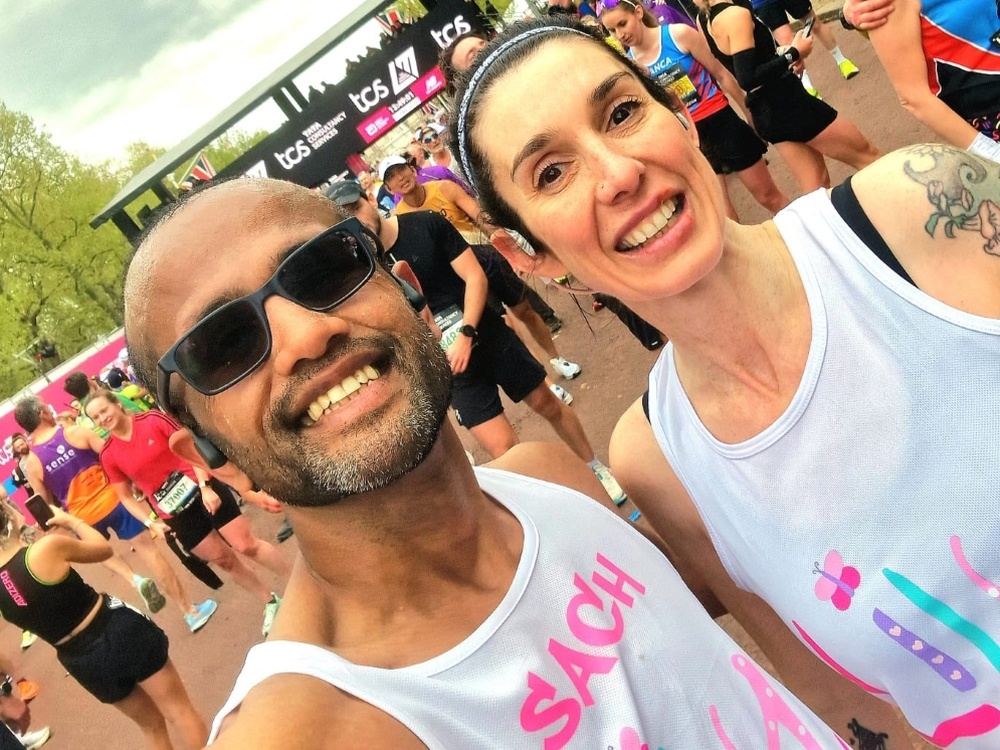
[801,16,816,37]
[24,495,54,531]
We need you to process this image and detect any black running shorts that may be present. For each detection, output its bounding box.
[755,0,813,29]
[451,321,547,429]
[695,105,768,174]
[165,478,243,551]
[747,74,838,144]
[57,595,169,704]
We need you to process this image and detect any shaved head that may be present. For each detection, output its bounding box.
[125,179,341,396]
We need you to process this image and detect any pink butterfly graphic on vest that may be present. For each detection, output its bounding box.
[813,551,860,611]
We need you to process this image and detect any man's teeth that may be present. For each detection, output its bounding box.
[618,197,679,250]
[301,365,380,426]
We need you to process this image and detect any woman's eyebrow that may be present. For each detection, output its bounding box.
[510,131,555,181]
[589,71,630,107]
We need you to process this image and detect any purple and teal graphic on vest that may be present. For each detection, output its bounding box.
[872,609,975,691]
[710,654,851,750]
[812,550,860,611]
[519,553,646,749]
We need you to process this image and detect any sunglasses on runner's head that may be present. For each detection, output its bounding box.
[156,218,379,413]
[595,0,639,15]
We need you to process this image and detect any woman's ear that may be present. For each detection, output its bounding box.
[490,229,569,280]
[676,108,699,147]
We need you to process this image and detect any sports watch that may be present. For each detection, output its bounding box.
[459,324,478,340]
[0,675,13,697]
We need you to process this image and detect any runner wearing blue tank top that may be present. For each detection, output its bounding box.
[598,0,788,219]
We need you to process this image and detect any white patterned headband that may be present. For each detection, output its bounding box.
[456,25,594,193]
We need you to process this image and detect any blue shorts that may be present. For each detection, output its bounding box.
[93,503,146,542]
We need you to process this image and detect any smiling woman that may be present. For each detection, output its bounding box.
[454,16,1000,749]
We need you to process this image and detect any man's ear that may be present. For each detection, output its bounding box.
[168,428,255,494]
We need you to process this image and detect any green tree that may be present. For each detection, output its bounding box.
[0,104,131,397]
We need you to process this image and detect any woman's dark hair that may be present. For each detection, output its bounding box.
[450,16,683,253]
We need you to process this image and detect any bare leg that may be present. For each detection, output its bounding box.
[138,659,207,750]
[191,531,272,603]
[520,383,596,463]
[217,515,291,577]
[468,413,519,459]
[734,158,790,214]
[716,175,740,222]
[808,116,881,170]
[811,13,839,52]
[508,301,560,360]
[112,687,173,750]
[774,141,831,192]
[102,551,138,586]
[130,534,197,617]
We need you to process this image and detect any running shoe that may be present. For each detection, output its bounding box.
[550,357,581,380]
[138,577,167,614]
[16,727,50,750]
[16,678,39,702]
[838,59,860,80]
[592,461,627,506]
[185,599,218,633]
[805,87,823,99]
[262,593,281,637]
[550,384,573,405]
[20,630,37,649]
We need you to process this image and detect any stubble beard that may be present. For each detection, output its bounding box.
[217,323,453,508]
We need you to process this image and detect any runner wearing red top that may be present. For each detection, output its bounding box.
[87,393,290,637]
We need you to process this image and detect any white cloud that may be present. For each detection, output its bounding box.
[34,1,381,163]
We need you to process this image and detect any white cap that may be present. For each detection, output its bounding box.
[378,155,409,181]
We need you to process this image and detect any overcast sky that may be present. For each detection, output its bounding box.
[0,0,382,163]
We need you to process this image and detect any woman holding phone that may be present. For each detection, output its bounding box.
[0,499,206,749]
[453,17,1000,746]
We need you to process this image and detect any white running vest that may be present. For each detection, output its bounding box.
[210,467,847,749]
[649,189,1000,749]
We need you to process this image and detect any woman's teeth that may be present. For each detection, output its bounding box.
[617,196,681,251]
[301,365,381,427]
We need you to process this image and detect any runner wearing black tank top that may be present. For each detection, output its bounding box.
[697,0,881,191]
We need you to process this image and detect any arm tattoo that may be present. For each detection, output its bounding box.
[903,144,1000,254]
[846,718,889,750]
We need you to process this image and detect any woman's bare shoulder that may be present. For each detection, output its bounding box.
[851,145,1000,315]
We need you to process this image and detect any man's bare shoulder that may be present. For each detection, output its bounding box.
[486,442,606,503]
[208,671,425,750]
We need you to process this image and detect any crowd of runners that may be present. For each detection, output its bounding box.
[0,0,997,747]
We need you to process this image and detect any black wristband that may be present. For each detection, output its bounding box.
[783,46,801,64]
[839,8,856,30]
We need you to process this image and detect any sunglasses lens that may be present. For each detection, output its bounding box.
[280,230,373,309]
[175,300,268,394]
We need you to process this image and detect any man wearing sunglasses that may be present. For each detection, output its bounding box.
[122,178,849,749]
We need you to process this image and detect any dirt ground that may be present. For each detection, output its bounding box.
[11,29,939,749]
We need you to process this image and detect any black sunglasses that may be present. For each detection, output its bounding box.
[421,134,438,143]
[157,218,378,413]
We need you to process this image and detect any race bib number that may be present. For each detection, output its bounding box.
[153,471,199,515]
[655,62,700,110]
[433,304,464,352]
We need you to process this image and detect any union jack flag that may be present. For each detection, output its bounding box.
[179,152,216,190]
